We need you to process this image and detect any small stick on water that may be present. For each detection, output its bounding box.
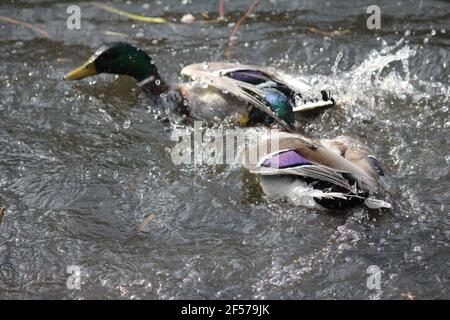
[93,3,168,24]
[400,292,416,300]
[137,213,155,232]
[219,0,226,18]
[0,208,5,225]
[0,15,51,38]
[308,27,351,37]
[225,0,261,59]
[104,30,130,38]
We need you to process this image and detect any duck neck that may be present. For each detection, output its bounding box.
[139,77,188,117]
[136,72,169,98]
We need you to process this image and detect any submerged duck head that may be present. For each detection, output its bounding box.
[64,42,161,82]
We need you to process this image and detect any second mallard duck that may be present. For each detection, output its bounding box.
[64,42,335,131]
[243,131,391,210]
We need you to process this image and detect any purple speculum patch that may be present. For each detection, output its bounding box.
[262,150,310,169]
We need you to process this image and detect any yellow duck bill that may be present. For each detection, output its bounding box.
[64,61,97,80]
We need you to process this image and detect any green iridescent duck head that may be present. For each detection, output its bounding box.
[248,87,296,127]
[64,42,161,83]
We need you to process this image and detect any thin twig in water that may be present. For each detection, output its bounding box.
[137,213,155,232]
[308,27,351,37]
[93,3,168,24]
[104,30,130,38]
[400,292,416,300]
[0,15,51,38]
[225,0,261,59]
[0,208,5,225]
[219,0,226,18]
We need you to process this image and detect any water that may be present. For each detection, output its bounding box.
[0,0,449,299]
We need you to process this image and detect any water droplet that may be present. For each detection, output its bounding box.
[423,37,429,44]
[123,120,131,129]
[445,155,450,164]
[155,79,161,86]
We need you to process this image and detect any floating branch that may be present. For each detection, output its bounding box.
[0,15,51,38]
[219,0,226,18]
[225,0,261,59]
[137,213,155,232]
[400,292,416,300]
[104,30,130,38]
[308,27,351,37]
[0,207,5,225]
[94,3,223,25]
[93,3,168,24]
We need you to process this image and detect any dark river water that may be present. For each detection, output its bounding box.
[0,0,449,299]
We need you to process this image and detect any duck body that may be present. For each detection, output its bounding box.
[178,82,246,123]
[180,62,334,129]
[244,131,391,210]
[64,42,335,131]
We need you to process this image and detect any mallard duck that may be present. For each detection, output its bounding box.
[243,131,391,210]
[64,42,335,131]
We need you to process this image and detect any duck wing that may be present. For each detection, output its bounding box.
[244,132,380,193]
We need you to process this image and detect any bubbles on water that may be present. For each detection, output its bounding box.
[123,119,131,129]
[331,51,343,76]
[445,155,450,165]
[135,28,144,38]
